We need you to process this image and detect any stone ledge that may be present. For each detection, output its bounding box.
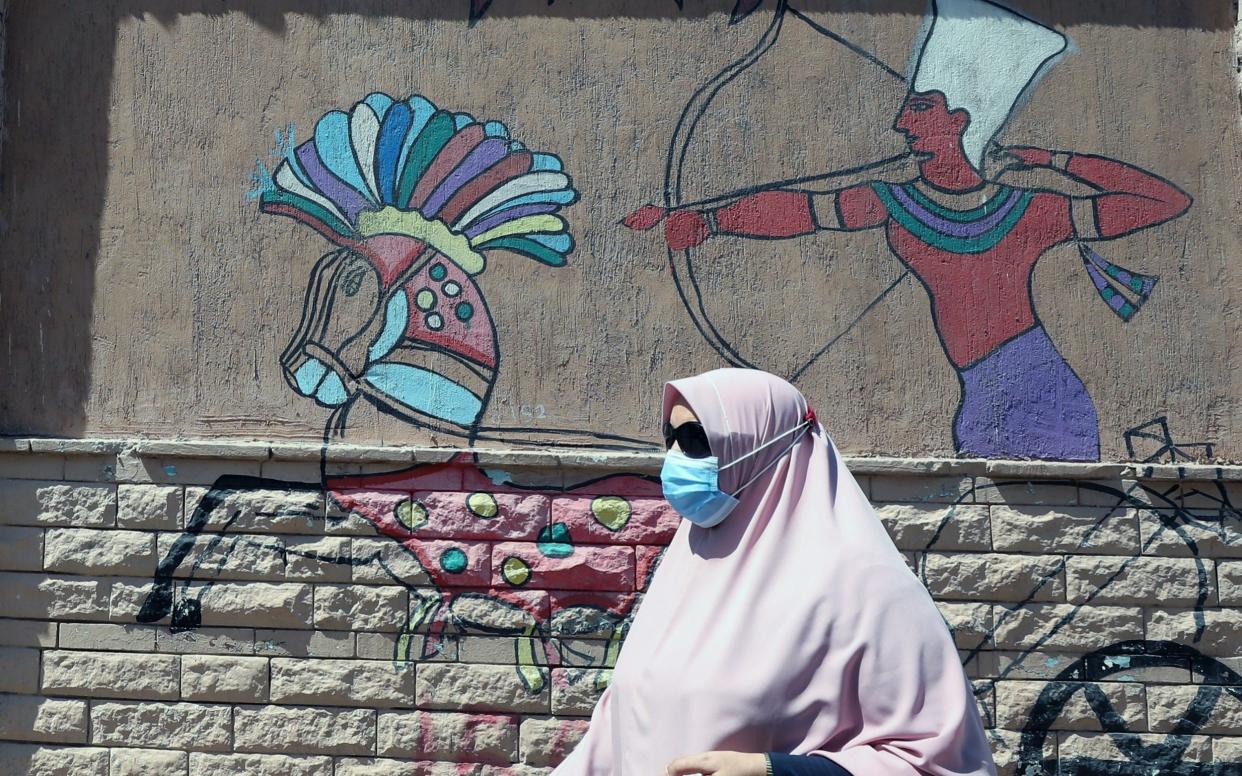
[2,436,1240,482]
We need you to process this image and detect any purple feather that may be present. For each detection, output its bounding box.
[422,138,510,218]
[465,203,559,239]
[296,143,372,225]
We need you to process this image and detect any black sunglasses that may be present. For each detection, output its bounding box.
[663,421,712,459]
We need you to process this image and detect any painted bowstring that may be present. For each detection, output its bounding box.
[662,1,913,376]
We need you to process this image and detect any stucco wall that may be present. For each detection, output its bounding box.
[1,1,1240,462]
[3,3,1242,770]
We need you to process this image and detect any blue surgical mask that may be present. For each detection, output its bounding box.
[661,419,812,528]
[660,452,739,528]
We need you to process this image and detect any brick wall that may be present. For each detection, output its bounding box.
[0,441,1240,774]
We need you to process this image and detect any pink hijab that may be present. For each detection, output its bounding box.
[553,369,995,775]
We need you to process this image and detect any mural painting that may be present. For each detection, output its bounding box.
[115,3,1233,773]
[146,92,668,695]
[253,92,579,439]
[1018,641,1242,774]
[137,462,669,695]
[139,420,1242,773]
[626,0,1192,462]
[467,0,769,26]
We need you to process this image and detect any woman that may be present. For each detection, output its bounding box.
[553,368,994,775]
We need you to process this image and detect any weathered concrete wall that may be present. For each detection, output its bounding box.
[0,442,1240,772]
[1,1,1240,462]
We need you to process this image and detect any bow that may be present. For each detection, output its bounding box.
[655,1,913,378]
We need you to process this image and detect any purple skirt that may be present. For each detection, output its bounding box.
[954,326,1100,461]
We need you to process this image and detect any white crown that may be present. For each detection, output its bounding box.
[910,0,1068,168]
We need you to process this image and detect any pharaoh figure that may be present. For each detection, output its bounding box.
[634,0,1190,461]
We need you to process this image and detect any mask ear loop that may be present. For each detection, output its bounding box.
[720,408,817,497]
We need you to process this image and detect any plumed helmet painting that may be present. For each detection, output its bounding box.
[254,93,579,434]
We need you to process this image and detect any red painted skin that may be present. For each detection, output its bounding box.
[659,91,1191,369]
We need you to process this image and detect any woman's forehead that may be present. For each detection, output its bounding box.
[668,400,698,426]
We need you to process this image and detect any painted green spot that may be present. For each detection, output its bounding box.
[440,547,468,574]
[466,492,498,519]
[537,522,574,558]
[429,262,448,281]
[501,555,531,586]
[455,301,474,321]
[591,496,631,531]
[395,499,428,530]
[415,288,437,311]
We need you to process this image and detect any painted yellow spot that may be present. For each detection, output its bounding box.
[394,498,429,531]
[415,288,436,311]
[594,669,613,691]
[516,622,546,693]
[466,492,499,519]
[590,496,631,531]
[501,556,532,586]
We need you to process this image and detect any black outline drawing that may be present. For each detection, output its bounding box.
[138,456,665,695]
[1016,641,1242,774]
[911,473,1241,772]
[653,0,1193,462]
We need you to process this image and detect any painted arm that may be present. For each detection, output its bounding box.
[1005,147,1192,239]
[623,157,912,248]
[630,183,889,250]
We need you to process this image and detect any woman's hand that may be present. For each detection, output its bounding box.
[666,751,769,776]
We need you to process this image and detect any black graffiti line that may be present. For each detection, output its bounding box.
[922,479,1214,684]
[473,425,656,450]
[1131,480,1216,637]
[1092,684,1220,763]
[137,476,323,624]
[663,0,787,369]
[167,506,247,631]
[1017,640,1242,772]
[964,505,1124,673]
[219,537,371,570]
[558,640,602,666]
[968,509,1208,687]
[786,6,904,81]
[923,479,1131,673]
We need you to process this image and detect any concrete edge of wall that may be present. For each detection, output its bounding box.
[3,435,1241,482]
